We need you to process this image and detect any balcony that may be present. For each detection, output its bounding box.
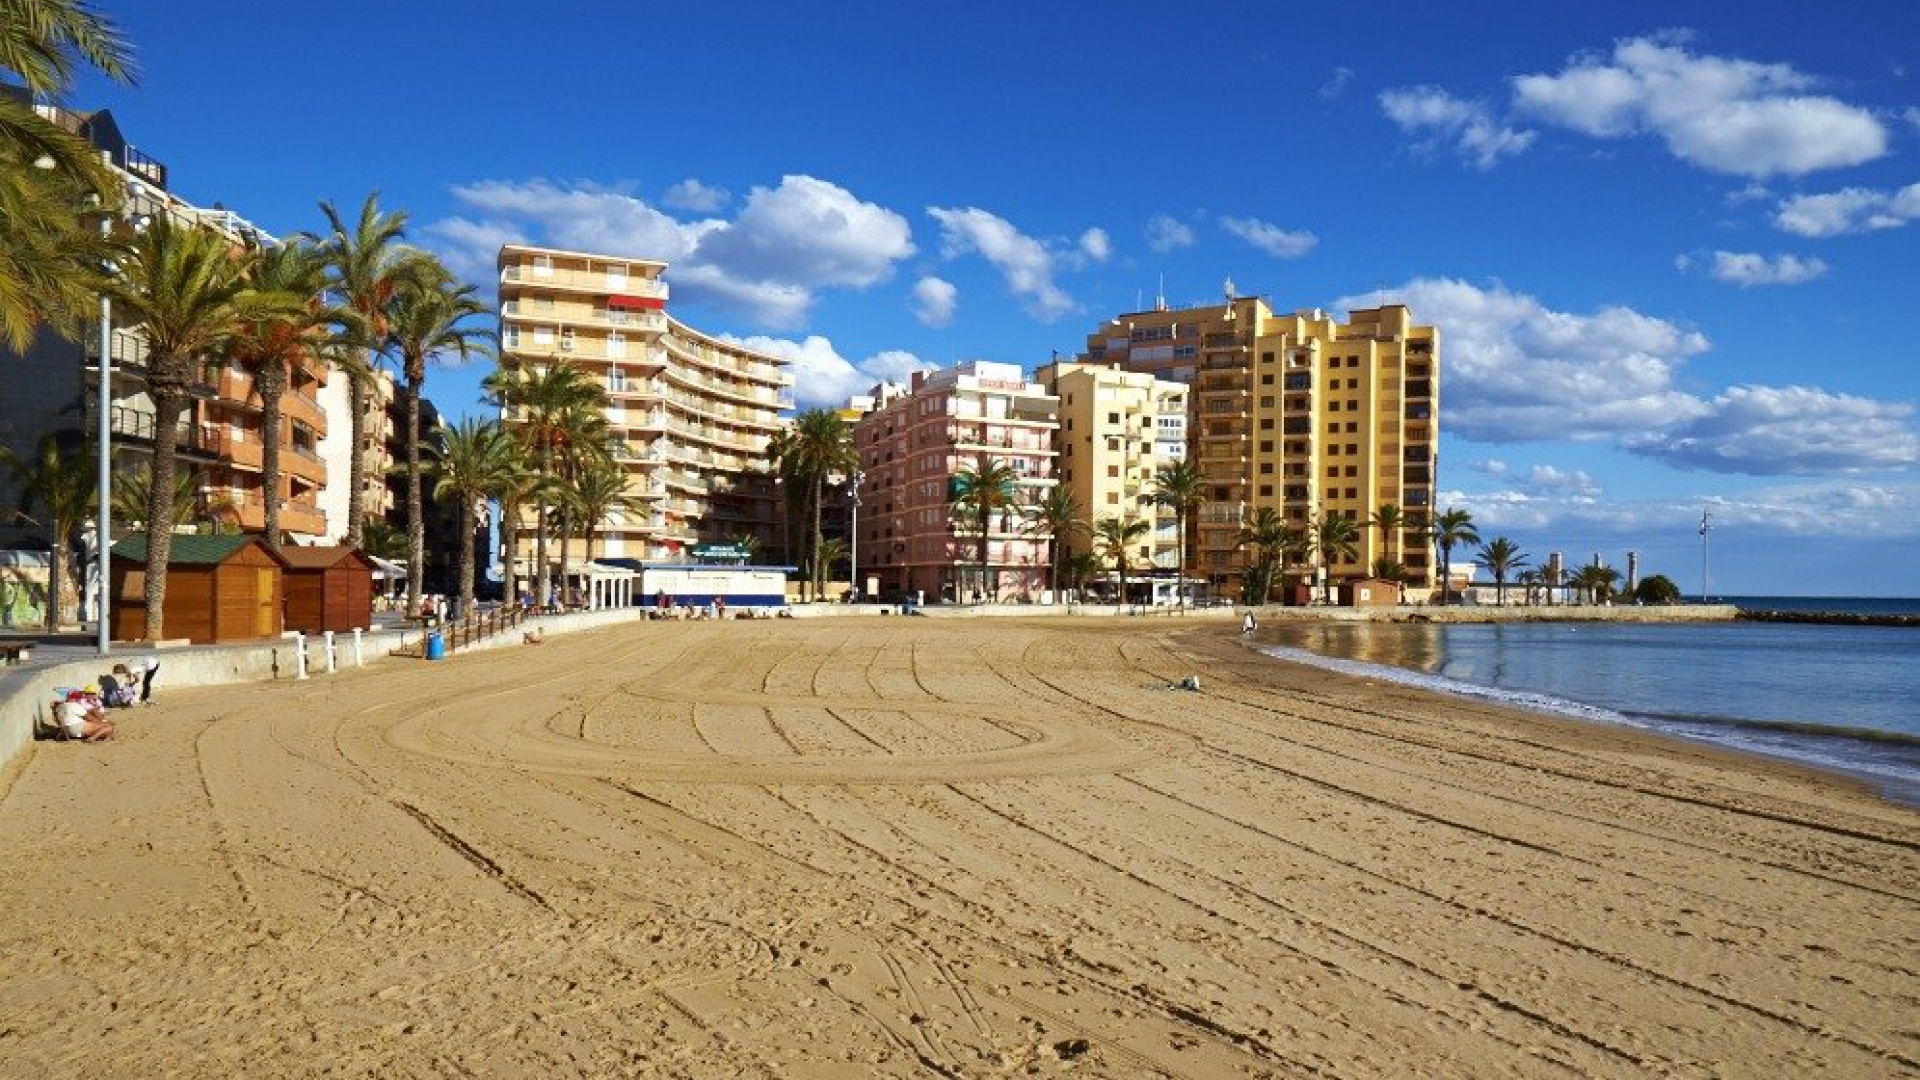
[500,264,669,302]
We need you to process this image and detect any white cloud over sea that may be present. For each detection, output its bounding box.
[1342,278,1920,478]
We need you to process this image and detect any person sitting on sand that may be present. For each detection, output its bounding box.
[102,664,140,708]
[523,626,544,645]
[57,690,114,741]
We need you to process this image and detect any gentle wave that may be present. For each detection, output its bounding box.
[1252,642,1920,805]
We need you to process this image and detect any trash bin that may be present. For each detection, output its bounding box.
[425,631,446,661]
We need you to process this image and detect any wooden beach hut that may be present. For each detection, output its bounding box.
[280,546,376,634]
[1338,577,1403,608]
[110,534,289,644]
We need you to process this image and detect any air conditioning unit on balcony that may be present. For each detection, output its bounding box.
[559,339,574,351]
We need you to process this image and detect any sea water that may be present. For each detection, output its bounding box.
[1256,608,1920,805]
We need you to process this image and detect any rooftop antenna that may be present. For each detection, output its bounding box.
[1136,287,1143,312]
[1155,274,1167,312]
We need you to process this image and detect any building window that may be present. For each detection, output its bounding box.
[1347,444,1358,455]
[1259,440,1273,452]
[1260,373,1274,385]
[1327,466,1339,478]
[1260,418,1274,430]
[1259,463,1273,474]
[533,255,553,277]
[1259,396,1274,408]
[1259,484,1273,497]
[1108,412,1120,425]
[1345,466,1357,478]
[1346,422,1358,433]
[1107,465,1120,477]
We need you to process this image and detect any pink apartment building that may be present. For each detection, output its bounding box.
[853,362,1059,603]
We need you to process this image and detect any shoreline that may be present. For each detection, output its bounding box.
[1225,626,1916,810]
[1,617,1913,1076]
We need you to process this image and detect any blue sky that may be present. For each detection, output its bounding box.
[68,1,1920,595]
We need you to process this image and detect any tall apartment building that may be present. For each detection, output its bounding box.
[495,245,793,576]
[314,364,397,542]
[851,362,1058,602]
[1085,296,1438,597]
[1035,362,1187,575]
[0,97,338,545]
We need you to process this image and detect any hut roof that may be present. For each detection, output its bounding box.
[277,545,374,571]
[111,534,288,567]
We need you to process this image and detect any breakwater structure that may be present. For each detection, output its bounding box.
[1737,608,1920,628]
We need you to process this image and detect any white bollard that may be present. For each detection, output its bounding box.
[293,632,309,680]
[352,627,364,667]
[323,630,336,674]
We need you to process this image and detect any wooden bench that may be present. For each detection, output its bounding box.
[0,641,35,666]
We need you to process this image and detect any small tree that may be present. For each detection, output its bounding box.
[1635,573,1682,605]
[1474,537,1529,606]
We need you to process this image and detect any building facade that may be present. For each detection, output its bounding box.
[1086,296,1438,597]
[851,362,1058,602]
[495,244,793,578]
[1036,361,1186,573]
[0,99,341,549]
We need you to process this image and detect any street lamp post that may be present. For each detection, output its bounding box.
[848,470,863,602]
[1698,508,1713,603]
[94,203,113,657]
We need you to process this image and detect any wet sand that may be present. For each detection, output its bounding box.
[1,618,1915,1078]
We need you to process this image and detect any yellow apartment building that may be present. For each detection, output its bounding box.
[1084,295,1439,599]
[495,245,793,580]
[1035,361,1187,581]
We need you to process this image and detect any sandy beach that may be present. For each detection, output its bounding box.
[1,617,1915,1078]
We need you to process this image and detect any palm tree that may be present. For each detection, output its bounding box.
[358,518,407,562]
[1516,567,1543,606]
[763,427,803,575]
[225,240,333,552]
[1372,557,1409,588]
[1023,484,1086,599]
[314,193,434,547]
[949,455,1019,603]
[486,359,606,605]
[1369,503,1404,568]
[428,418,516,613]
[1,434,94,631]
[1313,510,1361,604]
[1569,563,1622,605]
[568,457,635,566]
[0,0,129,350]
[788,408,856,601]
[1474,537,1529,605]
[1062,551,1102,600]
[1234,506,1294,604]
[383,266,488,614]
[1429,507,1479,606]
[548,413,612,609]
[110,214,284,639]
[1151,458,1205,609]
[1093,513,1152,607]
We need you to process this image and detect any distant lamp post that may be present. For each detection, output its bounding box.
[1698,508,1713,603]
[847,470,864,601]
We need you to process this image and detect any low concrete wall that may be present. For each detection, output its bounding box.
[0,606,650,786]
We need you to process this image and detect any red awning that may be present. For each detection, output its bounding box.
[607,294,664,311]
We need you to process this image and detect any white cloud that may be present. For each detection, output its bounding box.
[1772,182,1920,237]
[1078,227,1111,264]
[910,276,957,327]
[1379,86,1535,168]
[1320,66,1355,99]
[724,334,932,409]
[661,178,730,212]
[1625,385,1920,475]
[1337,278,1711,443]
[1144,214,1196,253]
[1706,251,1829,287]
[1219,216,1318,258]
[1442,480,1920,543]
[1905,106,1920,133]
[927,206,1074,321]
[1524,465,1601,499]
[1724,182,1772,206]
[419,216,529,285]
[425,176,914,330]
[1512,36,1889,176]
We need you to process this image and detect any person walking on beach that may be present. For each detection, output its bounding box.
[1243,611,1258,635]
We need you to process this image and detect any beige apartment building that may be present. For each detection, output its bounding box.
[850,362,1058,603]
[1035,362,1187,579]
[495,245,793,577]
[1085,296,1438,598]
